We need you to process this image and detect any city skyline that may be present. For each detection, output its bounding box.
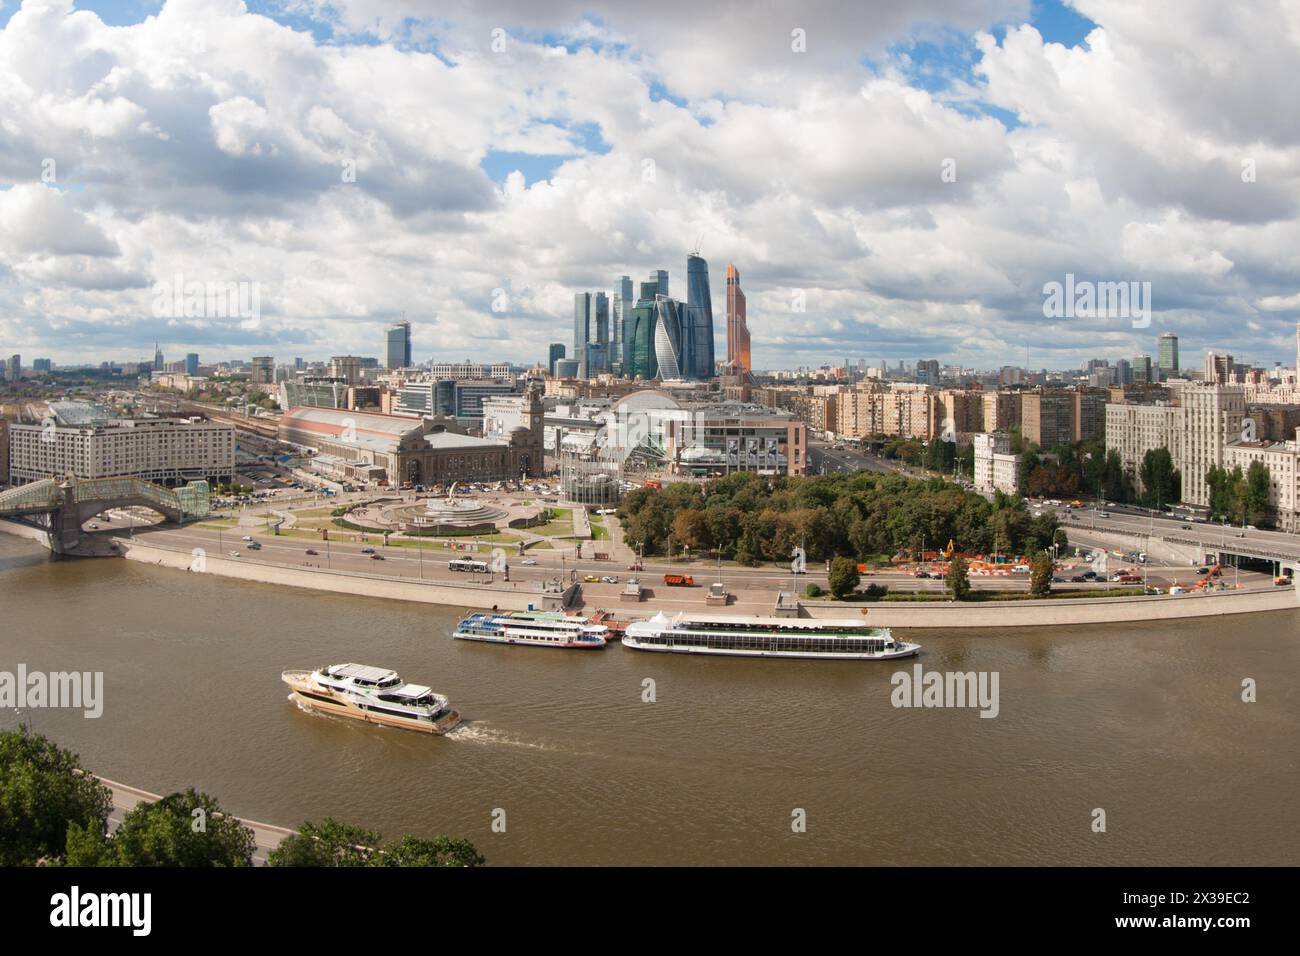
[1,2,1298,370]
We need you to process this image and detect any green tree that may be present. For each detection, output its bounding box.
[1138,447,1180,508]
[267,820,485,867]
[0,728,112,866]
[1029,550,1053,596]
[945,554,972,601]
[76,788,256,867]
[376,836,485,867]
[827,556,860,599]
[1244,461,1271,527]
[267,818,380,867]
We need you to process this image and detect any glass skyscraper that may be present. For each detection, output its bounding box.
[683,254,716,379]
[653,297,685,380]
[574,292,592,377]
[574,292,610,377]
[1157,332,1179,380]
[386,320,412,369]
[624,280,662,381]
[612,275,633,375]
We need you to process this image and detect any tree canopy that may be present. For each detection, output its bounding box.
[617,471,1061,562]
[267,818,485,867]
[0,727,112,866]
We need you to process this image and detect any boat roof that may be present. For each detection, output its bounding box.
[388,683,434,698]
[645,611,881,630]
[325,663,398,682]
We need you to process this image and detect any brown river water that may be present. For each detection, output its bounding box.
[1,534,1297,865]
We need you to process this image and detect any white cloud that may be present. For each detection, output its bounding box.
[0,0,1297,371]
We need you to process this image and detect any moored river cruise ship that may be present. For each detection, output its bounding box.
[453,610,609,648]
[281,663,461,734]
[621,612,920,660]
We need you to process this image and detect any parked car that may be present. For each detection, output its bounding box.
[1082,571,1097,580]
[1071,575,1086,583]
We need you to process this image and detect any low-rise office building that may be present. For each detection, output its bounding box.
[279,389,544,487]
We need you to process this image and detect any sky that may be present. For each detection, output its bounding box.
[1,0,1298,371]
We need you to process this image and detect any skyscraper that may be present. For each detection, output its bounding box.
[548,343,566,376]
[153,343,164,371]
[574,292,593,378]
[185,353,199,375]
[648,269,668,298]
[574,292,610,377]
[624,281,662,381]
[683,254,715,379]
[653,297,684,380]
[725,263,750,376]
[1157,332,1179,380]
[612,275,633,374]
[386,320,412,369]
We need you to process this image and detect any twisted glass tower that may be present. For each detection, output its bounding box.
[653,296,683,380]
[684,254,715,379]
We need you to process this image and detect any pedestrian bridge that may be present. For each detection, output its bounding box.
[0,477,210,554]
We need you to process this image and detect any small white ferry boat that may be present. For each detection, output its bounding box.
[281,663,460,734]
[621,612,920,660]
[453,610,608,649]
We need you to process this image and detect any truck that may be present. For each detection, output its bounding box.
[663,574,695,587]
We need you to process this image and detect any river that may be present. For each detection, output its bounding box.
[2,534,1297,865]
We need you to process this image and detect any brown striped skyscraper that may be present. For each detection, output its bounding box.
[726,263,750,376]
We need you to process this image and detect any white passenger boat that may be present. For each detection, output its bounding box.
[281,663,460,734]
[621,612,920,660]
[453,610,608,649]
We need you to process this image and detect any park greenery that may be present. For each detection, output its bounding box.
[617,470,1064,564]
[0,728,484,867]
[267,819,485,867]
[1206,461,1271,526]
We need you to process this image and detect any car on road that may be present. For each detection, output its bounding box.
[583,574,600,582]
[306,549,319,556]
[1235,531,1246,537]
[1082,571,1097,580]
[89,523,99,530]
[370,553,385,561]
[361,547,375,554]
[1196,567,1209,575]
[229,551,240,557]
[600,575,619,584]
[242,535,253,542]
[1071,575,1086,582]
[520,558,538,566]
[1181,524,1191,530]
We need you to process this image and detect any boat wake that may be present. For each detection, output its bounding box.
[443,721,569,753]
